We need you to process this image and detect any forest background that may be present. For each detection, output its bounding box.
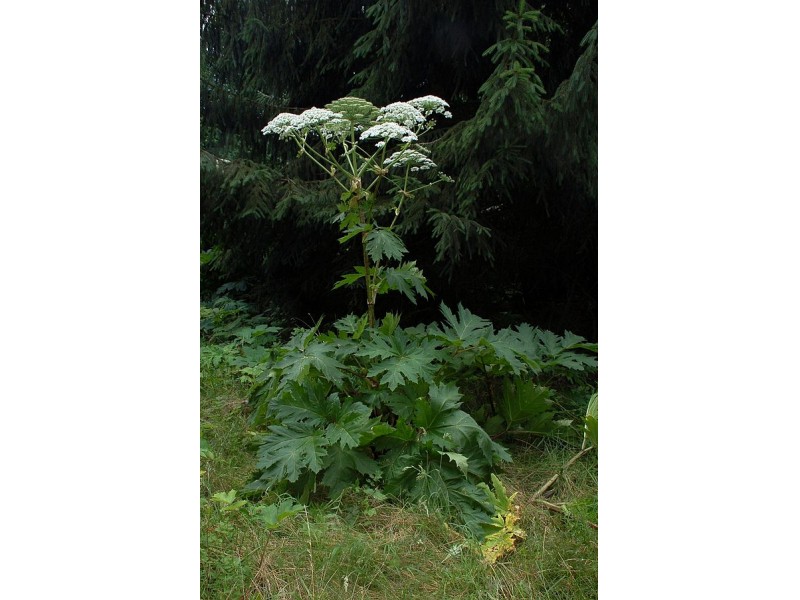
[200,0,598,338]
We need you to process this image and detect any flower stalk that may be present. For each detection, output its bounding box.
[262,96,454,325]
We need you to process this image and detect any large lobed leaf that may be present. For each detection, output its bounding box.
[271,380,378,447]
[274,341,347,386]
[365,227,408,262]
[381,262,430,304]
[361,329,441,391]
[321,445,382,497]
[324,401,374,449]
[254,424,329,484]
[416,382,511,467]
[434,303,494,346]
[498,377,556,433]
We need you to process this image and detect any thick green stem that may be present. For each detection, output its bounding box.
[363,229,375,328]
[351,180,376,327]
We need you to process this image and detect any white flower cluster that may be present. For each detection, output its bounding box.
[262,97,451,147]
[377,102,426,129]
[383,149,438,172]
[408,95,453,119]
[359,122,418,148]
[261,107,344,139]
[261,112,298,137]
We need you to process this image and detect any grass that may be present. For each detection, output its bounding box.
[201,364,598,599]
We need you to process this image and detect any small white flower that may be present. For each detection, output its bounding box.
[359,122,418,146]
[378,102,426,129]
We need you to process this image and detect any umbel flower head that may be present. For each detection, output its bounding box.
[260,112,299,138]
[261,107,343,139]
[377,102,426,129]
[383,149,438,172]
[359,122,418,148]
[408,95,453,119]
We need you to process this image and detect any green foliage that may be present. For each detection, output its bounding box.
[200,295,280,344]
[249,497,305,529]
[242,303,597,537]
[546,20,598,199]
[200,436,214,461]
[275,339,347,387]
[380,261,431,304]
[200,295,284,386]
[365,228,407,262]
[359,327,441,390]
[200,342,238,372]
[198,296,597,539]
[495,377,560,435]
[212,489,249,513]
[255,424,329,485]
[430,3,564,269]
[477,2,561,134]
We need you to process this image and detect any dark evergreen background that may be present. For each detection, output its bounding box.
[201,0,597,338]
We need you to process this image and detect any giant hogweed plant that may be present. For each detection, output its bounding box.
[262,96,453,326]
[243,303,597,537]
[256,96,598,539]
